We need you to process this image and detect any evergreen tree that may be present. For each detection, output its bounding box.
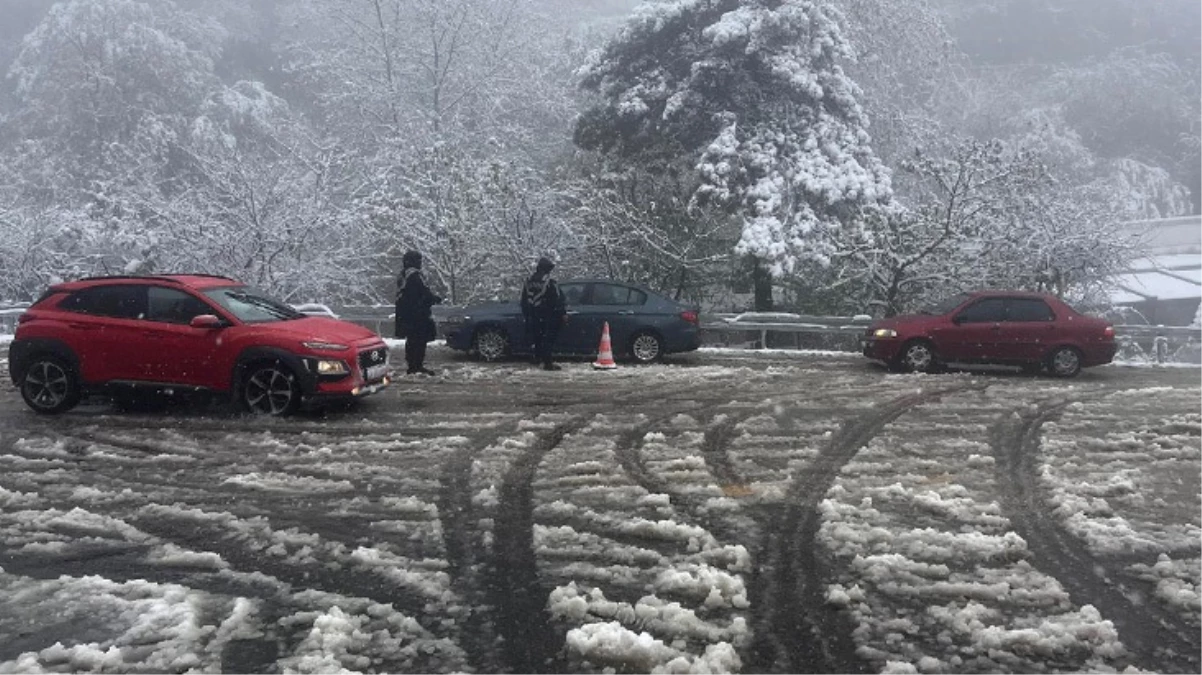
[575,0,893,307]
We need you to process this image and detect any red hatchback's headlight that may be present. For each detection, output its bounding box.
[1103,326,1115,339]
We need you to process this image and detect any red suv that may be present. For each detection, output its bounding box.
[8,275,392,415]
[862,291,1116,377]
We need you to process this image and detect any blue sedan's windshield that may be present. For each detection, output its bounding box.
[204,286,304,323]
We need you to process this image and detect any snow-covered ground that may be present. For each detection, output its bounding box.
[0,345,1198,673]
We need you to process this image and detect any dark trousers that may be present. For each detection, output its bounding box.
[405,338,428,372]
[528,316,560,365]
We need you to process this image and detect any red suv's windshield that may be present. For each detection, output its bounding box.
[204,286,304,323]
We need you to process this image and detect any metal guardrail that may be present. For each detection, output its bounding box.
[1,303,1198,364]
[701,313,873,351]
[0,305,30,334]
[701,315,1200,364]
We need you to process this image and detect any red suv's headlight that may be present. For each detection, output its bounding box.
[1103,326,1115,339]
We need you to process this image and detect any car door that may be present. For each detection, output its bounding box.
[565,283,642,354]
[588,283,648,352]
[998,297,1058,362]
[553,282,589,353]
[56,284,149,382]
[944,297,1006,362]
[140,286,227,386]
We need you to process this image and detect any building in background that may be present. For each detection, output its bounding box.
[1111,216,1202,326]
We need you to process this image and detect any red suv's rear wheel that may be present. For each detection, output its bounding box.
[242,363,300,416]
[20,356,81,414]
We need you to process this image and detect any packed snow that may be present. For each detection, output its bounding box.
[0,345,1198,673]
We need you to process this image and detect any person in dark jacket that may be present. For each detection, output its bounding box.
[521,256,566,371]
[395,250,442,375]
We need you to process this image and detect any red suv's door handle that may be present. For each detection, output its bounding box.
[68,323,98,330]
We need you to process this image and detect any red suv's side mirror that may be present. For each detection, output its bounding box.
[190,314,224,329]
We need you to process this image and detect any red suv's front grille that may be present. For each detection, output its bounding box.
[358,347,389,381]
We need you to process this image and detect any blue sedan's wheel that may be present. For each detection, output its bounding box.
[474,328,508,362]
[630,332,663,363]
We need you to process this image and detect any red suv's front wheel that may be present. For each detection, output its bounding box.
[241,363,300,416]
[20,356,81,414]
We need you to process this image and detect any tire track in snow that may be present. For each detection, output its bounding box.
[131,513,453,640]
[749,382,987,674]
[488,418,585,674]
[700,411,759,491]
[991,399,1202,674]
[436,423,527,674]
[611,386,832,525]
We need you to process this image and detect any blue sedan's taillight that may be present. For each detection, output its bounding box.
[680,310,699,325]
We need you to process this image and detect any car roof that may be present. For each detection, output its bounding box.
[562,278,658,293]
[51,274,242,292]
[966,290,1059,300]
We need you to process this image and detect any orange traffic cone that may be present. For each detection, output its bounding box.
[593,321,618,370]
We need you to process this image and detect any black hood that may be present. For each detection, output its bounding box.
[403,250,422,269]
[536,257,555,274]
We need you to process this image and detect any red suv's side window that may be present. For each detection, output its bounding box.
[146,287,215,324]
[59,285,147,320]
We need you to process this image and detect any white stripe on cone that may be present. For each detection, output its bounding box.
[593,321,618,370]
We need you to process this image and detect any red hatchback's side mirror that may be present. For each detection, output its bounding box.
[190,314,224,329]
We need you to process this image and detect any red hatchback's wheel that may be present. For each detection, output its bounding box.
[896,340,939,374]
[20,356,81,414]
[1047,346,1082,378]
[242,363,300,416]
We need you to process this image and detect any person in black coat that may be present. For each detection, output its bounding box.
[395,250,442,375]
[520,256,566,371]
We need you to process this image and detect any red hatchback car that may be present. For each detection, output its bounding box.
[862,291,1117,377]
[8,275,391,415]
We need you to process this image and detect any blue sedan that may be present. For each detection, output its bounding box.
[441,279,702,363]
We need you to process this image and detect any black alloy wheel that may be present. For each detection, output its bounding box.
[21,356,81,414]
[242,363,301,416]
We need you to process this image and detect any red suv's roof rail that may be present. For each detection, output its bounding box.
[74,274,236,284]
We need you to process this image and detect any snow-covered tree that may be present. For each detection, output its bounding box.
[576,0,893,308]
[566,159,740,304]
[846,137,1139,316]
[837,0,961,168]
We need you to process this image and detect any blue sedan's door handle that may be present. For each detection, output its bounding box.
[618,310,635,315]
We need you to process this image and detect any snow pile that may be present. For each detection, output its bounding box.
[0,572,260,673]
[564,621,741,674]
[222,471,355,493]
[276,594,466,674]
[549,582,749,646]
[653,564,750,610]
